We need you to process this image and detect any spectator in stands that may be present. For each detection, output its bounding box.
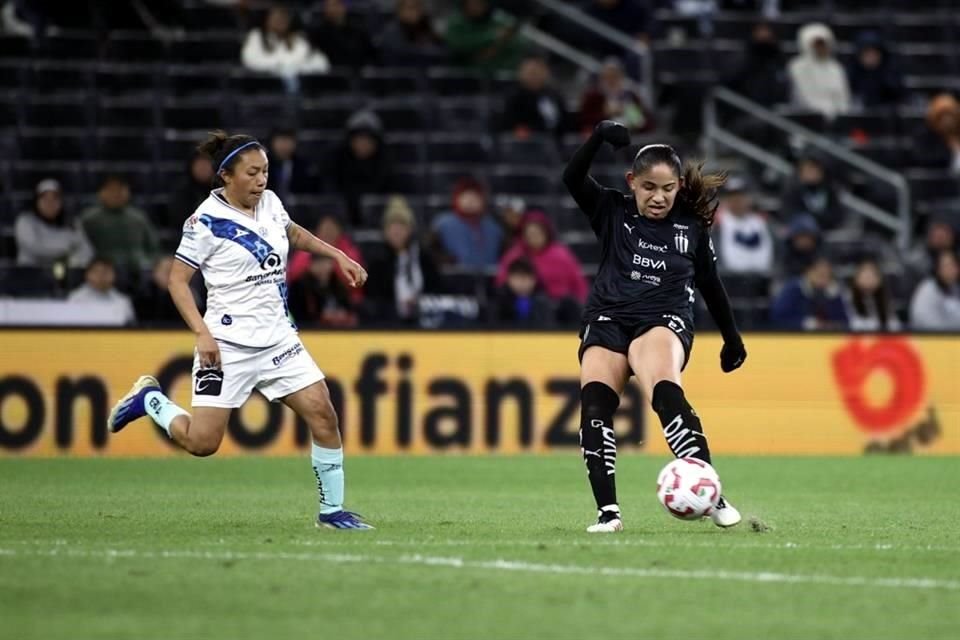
[431,177,503,269]
[845,257,901,332]
[770,255,848,330]
[67,256,136,326]
[924,93,960,177]
[714,175,774,274]
[241,5,330,91]
[782,214,822,277]
[288,212,364,303]
[331,110,396,227]
[266,129,315,201]
[496,210,588,307]
[287,254,357,328]
[445,0,523,74]
[15,178,92,268]
[905,215,957,283]
[366,196,442,324]
[376,0,446,66]
[787,23,850,121]
[779,151,845,230]
[167,150,214,237]
[493,257,554,327]
[847,31,903,110]
[309,0,376,68]
[495,195,526,241]
[578,57,654,135]
[81,175,157,275]
[501,54,568,140]
[910,250,960,331]
[133,256,182,325]
[725,21,789,108]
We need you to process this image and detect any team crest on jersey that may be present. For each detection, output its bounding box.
[674,229,689,253]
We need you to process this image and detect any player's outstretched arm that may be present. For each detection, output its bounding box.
[169,259,220,368]
[287,222,368,288]
[562,120,630,216]
[693,237,746,373]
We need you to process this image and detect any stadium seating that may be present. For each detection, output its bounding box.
[1,0,958,331]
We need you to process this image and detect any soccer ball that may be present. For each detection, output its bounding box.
[656,458,722,520]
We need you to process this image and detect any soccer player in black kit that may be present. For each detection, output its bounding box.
[563,120,747,533]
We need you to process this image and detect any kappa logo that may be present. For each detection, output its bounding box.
[623,223,635,234]
[194,370,224,396]
[674,229,689,253]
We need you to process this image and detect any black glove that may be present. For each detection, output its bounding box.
[720,339,747,373]
[594,120,631,149]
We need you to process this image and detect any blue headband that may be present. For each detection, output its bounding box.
[217,140,261,174]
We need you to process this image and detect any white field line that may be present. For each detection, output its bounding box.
[0,545,958,592]
[6,538,960,554]
[292,538,960,554]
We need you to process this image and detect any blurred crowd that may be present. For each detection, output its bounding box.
[4,0,960,331]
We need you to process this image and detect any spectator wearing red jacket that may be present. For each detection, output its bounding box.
[287,212,364,303]
[496,210,588,307]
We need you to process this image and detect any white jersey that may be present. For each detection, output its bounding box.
[175,188,297,348]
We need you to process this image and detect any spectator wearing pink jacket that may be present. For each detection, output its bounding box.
[496,210,589,305]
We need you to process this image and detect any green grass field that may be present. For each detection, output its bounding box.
[1,455,958,639]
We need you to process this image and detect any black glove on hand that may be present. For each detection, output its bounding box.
[720,339,747,373]
[594,120,631,149]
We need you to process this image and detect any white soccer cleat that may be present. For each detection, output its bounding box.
[710,496,742,528]
[586,507,623,533]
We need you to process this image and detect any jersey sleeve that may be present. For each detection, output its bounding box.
[265,190,292,230]
[584,187,619,237]
[693,228,719,283]
[174,215,216,270]
[693,228,740,343]
[276,196,292,230]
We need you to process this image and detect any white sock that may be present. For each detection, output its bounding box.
[143,390,190,437]
[311,443,344,515]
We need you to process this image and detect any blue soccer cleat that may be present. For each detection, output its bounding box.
[107,375,161,433]
[316,510,375,530]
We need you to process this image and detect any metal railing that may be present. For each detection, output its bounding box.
[704,86,912,250]
[526,0,655,105]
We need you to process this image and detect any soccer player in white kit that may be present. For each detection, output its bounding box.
[108,131,373,530]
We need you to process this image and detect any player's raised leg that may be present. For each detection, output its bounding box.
[579,346,630,533]
[281,380,372,530]
[108,376,231,456]
[629,328,741,528]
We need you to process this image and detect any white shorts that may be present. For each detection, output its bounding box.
[191,338,325,408]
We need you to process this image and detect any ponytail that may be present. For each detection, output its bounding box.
[197,130,264,186]
[675,161,726,228]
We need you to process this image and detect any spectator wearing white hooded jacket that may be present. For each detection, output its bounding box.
[910,250,960,331]
[713,176,773,274]
[788,23,850,121]
[241,5,329,90]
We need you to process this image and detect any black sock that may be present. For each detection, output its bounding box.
[651,380,712,465]
[579,381,621,511]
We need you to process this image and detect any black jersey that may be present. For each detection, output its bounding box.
[562,131,739,344]
[581,187,715,328]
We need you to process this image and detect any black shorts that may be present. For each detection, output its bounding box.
[578,314,694,371]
